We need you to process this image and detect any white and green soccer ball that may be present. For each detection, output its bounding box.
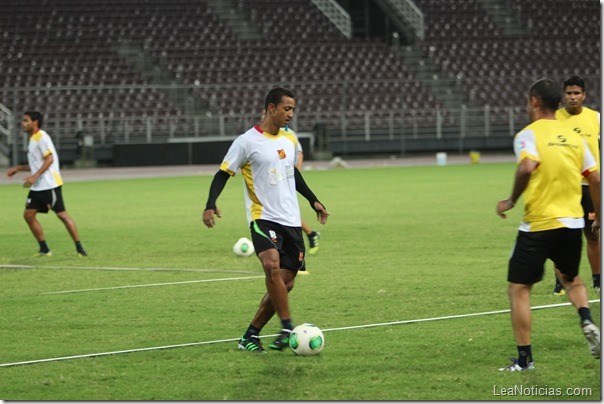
[232,237,255,257]
[289,323,325,356]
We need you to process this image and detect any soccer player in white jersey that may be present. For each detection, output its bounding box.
[202,88,329,352]
[6,111,87,257]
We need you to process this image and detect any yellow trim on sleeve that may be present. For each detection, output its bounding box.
[519,151,540,163]
[219,162,236,176]
[584,165,598,175]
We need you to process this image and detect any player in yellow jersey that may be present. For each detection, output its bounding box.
[496,79,601,371]
[552,76,601,295]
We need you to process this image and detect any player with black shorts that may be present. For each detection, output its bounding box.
[552,76,601,294]
[6,111,87,257]
[496,79,600,371]
[202,88,329,353]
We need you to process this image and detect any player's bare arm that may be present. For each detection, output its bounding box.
[23,154,53,188]
[7,165,24,177]
[585,169,601,232]
[496,158,537,218]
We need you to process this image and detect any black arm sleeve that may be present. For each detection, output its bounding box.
[294,166,323,211]
[205,170,231,210]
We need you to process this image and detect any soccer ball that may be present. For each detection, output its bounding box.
[232,237,255,257]
[289,323,325,356]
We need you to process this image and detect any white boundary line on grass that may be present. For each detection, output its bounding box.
[321,300,600,331]
[0,264,259,275]
[40,276,265,294]
[0,299,598,368]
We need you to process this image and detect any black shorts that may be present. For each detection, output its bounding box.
[581,185,595,227]
[250,219,306,272]
[26,186,66,213]
[508,228,582,285]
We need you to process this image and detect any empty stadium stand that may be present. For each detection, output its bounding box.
[0,0,599,165]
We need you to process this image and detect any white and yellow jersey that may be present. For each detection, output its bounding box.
[220,125,301,226]
[513,119,597,232]
[27,130,63,191]
[556,106,600,185]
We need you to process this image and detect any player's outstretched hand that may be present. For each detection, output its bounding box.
[496,199,514,219]
[203,208,221,228]
[6,167,18,177]
[313,201,329,225]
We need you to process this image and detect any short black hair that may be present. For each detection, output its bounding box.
[528,79,561,112]
[563,75,586,92]
[24,110,44,127]
[264,87,295,111]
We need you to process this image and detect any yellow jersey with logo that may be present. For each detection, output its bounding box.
[27,130,64,191]
[220,125,301,226]
[556,106,600,185]
[513,119,597,232]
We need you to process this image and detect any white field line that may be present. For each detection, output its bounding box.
[40,276,265,295]
[0,264,258,275]
[321,300,600,331]
[0,299,598,368]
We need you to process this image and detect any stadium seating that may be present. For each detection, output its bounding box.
[0,0,599,146]
[415,0,601,113]
[1,0,440,137]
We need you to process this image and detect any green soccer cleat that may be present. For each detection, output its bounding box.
[552,282,565,296]
[269,329,292,351]
[238,335,266,353]
[34,251,52,257]
[307,231,320,255]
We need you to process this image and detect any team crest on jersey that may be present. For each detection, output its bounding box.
[277,149,286,159]
[269,230,277,243]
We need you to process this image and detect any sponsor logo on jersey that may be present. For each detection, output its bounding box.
[547,134,579,148]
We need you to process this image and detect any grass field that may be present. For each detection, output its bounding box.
[0,161,600,400]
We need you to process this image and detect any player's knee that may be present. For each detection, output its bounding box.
[507,283,529,299]
[23,210,35,222]
[56,211,70,222]
[262,261,280,278]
